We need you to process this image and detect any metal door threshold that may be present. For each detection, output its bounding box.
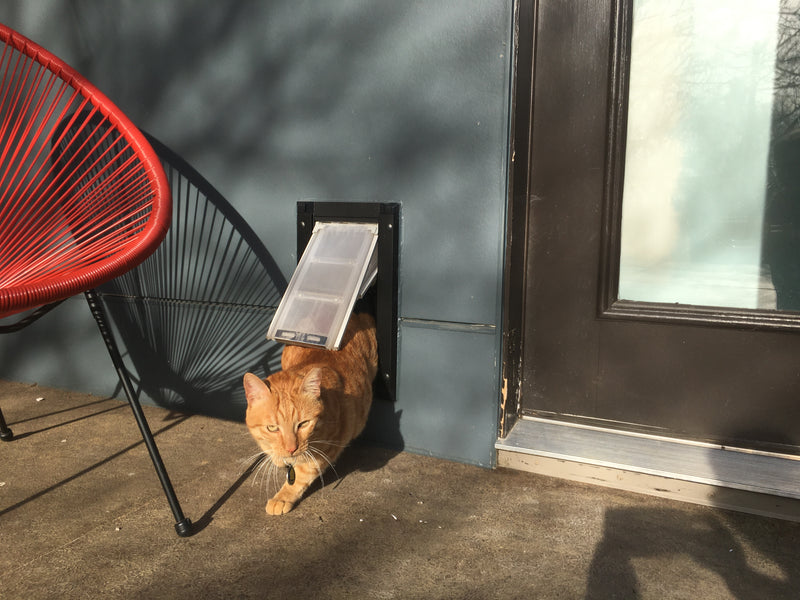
[496,417,800,521]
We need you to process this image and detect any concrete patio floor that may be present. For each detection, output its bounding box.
[1,379,798,600]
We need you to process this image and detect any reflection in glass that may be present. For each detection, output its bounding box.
[619,0,800,310]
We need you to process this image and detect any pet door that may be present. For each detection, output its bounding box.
[267,221,379,349]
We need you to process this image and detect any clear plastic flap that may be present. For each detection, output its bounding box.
[267,221,378,349]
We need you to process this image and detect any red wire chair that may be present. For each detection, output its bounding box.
[0,25,191,534]
[0,25,170,317]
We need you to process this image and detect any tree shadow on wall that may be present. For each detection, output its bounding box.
[52,0,507,319]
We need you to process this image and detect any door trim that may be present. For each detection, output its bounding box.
[500,0,536,438]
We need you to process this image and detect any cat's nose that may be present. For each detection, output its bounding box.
[286,443,297,455]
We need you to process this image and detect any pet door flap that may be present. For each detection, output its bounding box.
[267,221,378,350]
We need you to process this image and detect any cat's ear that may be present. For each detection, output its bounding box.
[301,368,322,399]
[243,372,272,408]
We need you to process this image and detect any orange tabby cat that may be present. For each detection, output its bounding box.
[243,312,378,515]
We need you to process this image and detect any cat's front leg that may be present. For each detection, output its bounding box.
[266,461,319,515]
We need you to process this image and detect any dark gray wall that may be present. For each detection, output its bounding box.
[0,1,512,466]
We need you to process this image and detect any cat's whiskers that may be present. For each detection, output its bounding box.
[307,443,339,481]
[238,450,267,474]
[301,448,326,494]
[308,438,349,448]
[251,454,271,490]
[240,452,266,480]
[270,460,284,492]
[243,432,346,499]
[246,451,286,496]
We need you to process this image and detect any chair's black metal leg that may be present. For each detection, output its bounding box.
[0,406,13,441]
[84,290,193,537]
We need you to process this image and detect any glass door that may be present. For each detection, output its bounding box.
[619,0,800,311]
[514,0,800,453]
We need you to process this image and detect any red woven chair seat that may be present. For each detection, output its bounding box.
[0,24,170,318]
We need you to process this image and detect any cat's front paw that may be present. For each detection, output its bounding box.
[266,497,295,515]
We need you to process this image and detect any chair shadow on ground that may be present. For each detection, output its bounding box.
[0,403,190,519]
[4,396,126,441]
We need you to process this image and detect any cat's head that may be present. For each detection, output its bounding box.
[243,369,323,462]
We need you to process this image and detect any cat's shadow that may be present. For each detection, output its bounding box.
[302,441,401,503]
[304,404,404,498]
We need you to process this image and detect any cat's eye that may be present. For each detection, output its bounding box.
[298,420,311,429]
[265,425,279,433]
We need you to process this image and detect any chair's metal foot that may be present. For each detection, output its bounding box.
[174,518,193,537]
[0,408,13,441]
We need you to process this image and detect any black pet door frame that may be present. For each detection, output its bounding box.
[296,201,400,401]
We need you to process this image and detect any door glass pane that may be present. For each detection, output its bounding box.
[619,0,800,310]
